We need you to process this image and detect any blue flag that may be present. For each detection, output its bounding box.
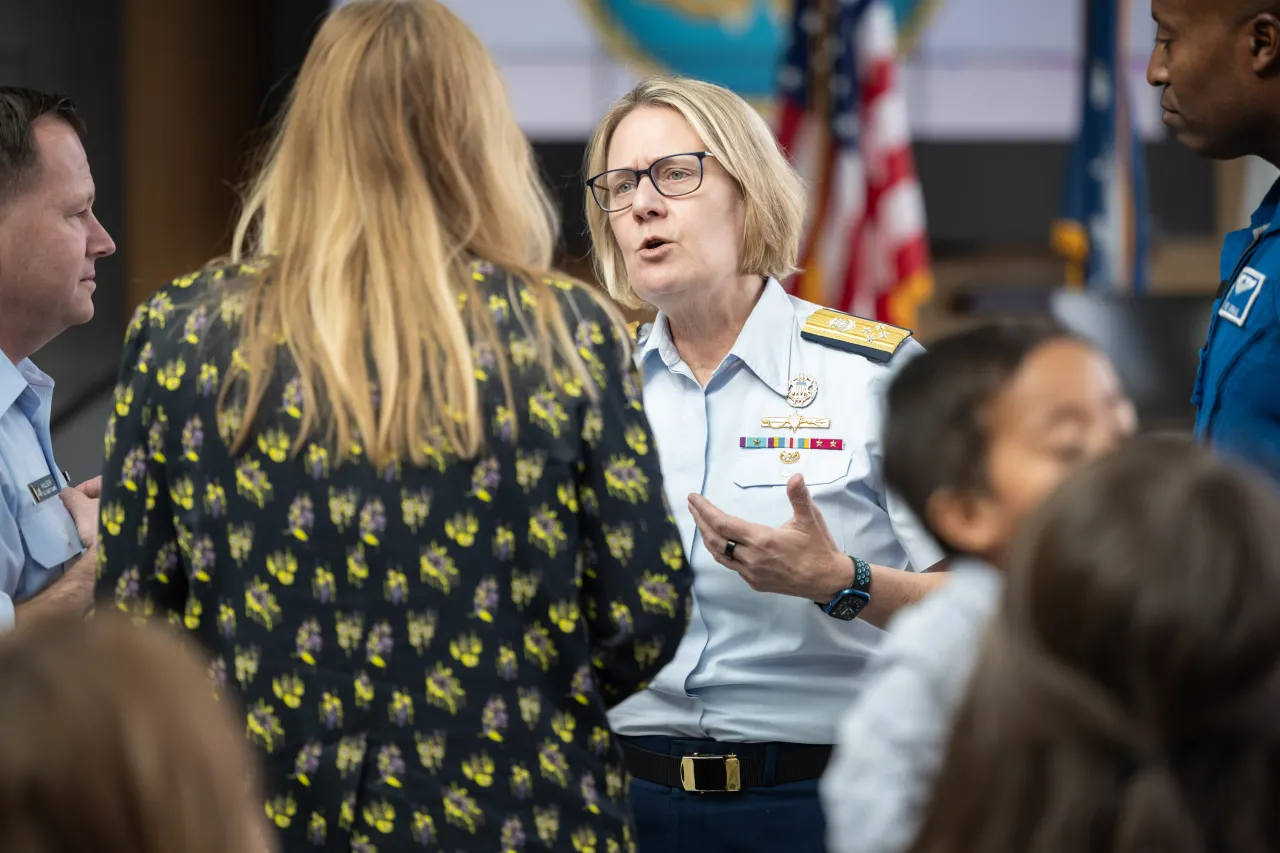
[1051,0,1151,293]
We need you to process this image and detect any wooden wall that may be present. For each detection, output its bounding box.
[122,0,266,311]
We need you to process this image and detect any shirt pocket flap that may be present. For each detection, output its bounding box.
[732,448,853,488]
[18,502,83,569]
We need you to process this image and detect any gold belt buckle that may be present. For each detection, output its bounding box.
[679,753,741,793]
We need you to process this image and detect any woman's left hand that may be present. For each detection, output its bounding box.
[687,474,853,600]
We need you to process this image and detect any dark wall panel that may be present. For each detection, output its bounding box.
[534,138,1216,261]
[916,140,1214,252]
[258,0,331,125]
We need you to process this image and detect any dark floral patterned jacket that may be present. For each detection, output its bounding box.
[94,260,690,853]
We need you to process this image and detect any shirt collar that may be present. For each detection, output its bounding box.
[636,312,669,365]
[0,351,51,415]
[1251,175,1280,235]
[726,278,795,397]
[637,277,796,397]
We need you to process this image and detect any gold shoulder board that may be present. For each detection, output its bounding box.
[801,308,912,363]
[626,321,653,344]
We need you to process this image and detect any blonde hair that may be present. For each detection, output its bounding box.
[226,0,613,466]
[0,616,269,853]
[584,75,806,309]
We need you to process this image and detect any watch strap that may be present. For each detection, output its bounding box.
[816,557,872,619]
[848,556,871,594]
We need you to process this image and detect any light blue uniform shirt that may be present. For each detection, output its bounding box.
[0,353,83,629]
[607,279,944,744]
[820,558,1002,853]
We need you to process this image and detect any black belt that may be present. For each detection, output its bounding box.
[620,740,832,793]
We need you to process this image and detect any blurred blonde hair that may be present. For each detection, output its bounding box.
[0,616,269,853]
[227,0,615,466]
[583,75,806,309]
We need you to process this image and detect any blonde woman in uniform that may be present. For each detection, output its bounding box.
[583,75,944,852]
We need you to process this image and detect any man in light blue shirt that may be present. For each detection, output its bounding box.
[0,87,116,628]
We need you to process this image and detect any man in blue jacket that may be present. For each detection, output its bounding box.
[1149,0,1280,477]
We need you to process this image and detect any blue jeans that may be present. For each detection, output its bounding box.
[623,736,827,853]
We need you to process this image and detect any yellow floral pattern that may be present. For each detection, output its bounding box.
[95,260,689,852]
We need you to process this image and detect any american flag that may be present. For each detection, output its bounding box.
[775,0,933,328]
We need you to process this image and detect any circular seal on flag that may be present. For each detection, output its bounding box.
[579,0,942,102]
[579,0,790,98]
[887,0,943,57]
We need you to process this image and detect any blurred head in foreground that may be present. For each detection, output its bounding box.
[0,616,270,853]
[911,437,1280,853]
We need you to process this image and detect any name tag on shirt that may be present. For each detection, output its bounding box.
[1219,267,1266,327]
[27,475,59,504]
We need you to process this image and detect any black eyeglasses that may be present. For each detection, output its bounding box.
[586,151,715,213]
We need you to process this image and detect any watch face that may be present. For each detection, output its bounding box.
[829,591,869,621]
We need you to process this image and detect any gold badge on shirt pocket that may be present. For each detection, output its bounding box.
[750,401,841,468]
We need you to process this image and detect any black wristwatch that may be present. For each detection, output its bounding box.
[817,557,872,621]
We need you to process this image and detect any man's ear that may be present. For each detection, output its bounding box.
[924,487,1004,558]
[1249,13,1280,74]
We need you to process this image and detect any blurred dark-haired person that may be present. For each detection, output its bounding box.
[910,437,1280,853]
[1148,0,1280,479]
[93,1,689,851]
[0,87,115,629]
[821,320,1135,853]
[0,615,272,853]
